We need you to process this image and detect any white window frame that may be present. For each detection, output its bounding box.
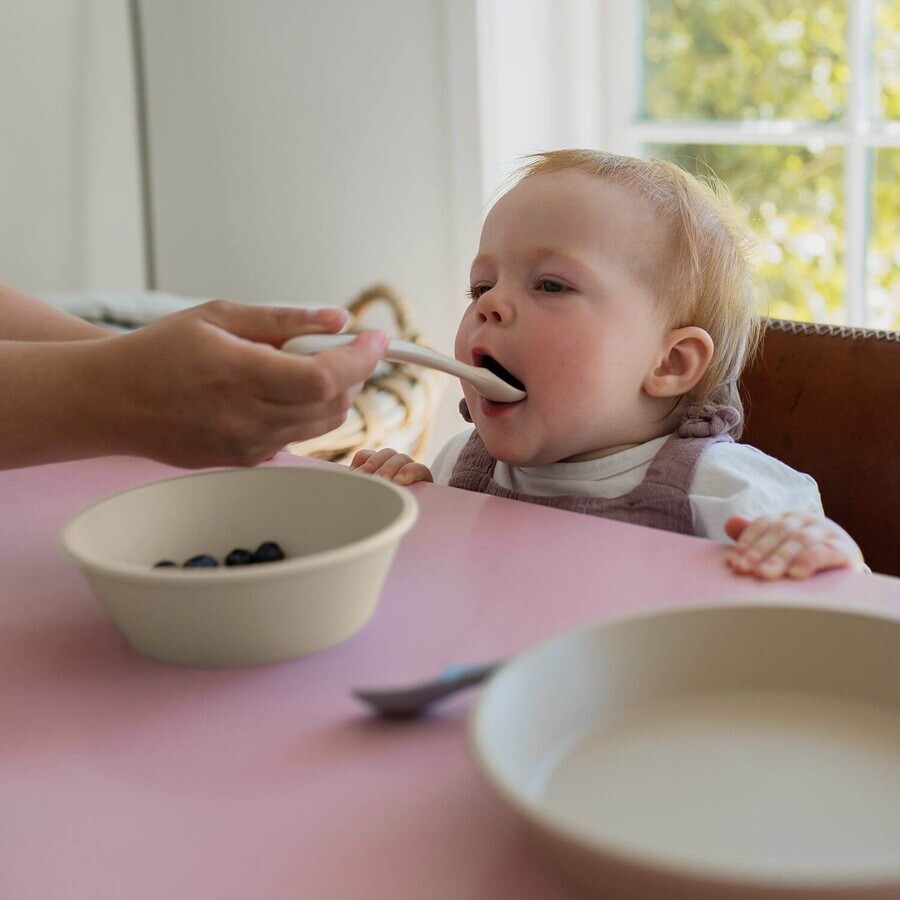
[474,0,900,328]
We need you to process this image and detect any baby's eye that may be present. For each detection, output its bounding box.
[537,279,565,293]
[467,284,491,301]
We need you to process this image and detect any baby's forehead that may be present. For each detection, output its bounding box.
[482,170,668,263]
[494,170,659,227]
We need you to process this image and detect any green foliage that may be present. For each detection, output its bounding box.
[642,0,899,328]
[642,0,847,122]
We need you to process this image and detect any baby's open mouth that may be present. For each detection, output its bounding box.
[478,354,526,393]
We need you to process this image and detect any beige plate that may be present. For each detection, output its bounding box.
[470,604,900,900]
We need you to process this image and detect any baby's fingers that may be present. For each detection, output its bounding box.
[726,513,822,578]
[353,448,415,480]
[786,541,855,578]
[352,447,401,473]
[350,448,377,470]
[724,515,752,542]
[393,462,433,485]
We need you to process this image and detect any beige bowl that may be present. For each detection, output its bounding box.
[61,466,417,667]
[470,604,900,900]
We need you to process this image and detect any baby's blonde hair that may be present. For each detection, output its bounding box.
[513,149,764,437]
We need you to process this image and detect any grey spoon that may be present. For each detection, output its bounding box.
[352,660,504,719]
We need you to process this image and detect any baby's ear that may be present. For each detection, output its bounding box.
[643,326,714,398]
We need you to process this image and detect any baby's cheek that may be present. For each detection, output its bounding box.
[454,310,476,358]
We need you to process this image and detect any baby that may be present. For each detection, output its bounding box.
[351,149,865,580]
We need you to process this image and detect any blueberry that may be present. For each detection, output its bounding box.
[183,554,219,568]
[225,548,255,566]
[252,541,285,564]
[154,560,177,568]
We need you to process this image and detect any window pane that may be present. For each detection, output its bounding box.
[875,0,900,121]
[646,144,846,324]
[869,148,900,329]
[641,1,847,122]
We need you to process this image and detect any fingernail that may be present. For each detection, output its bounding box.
[787,564,807,578]
[313,307,348,326]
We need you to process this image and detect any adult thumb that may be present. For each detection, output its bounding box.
[200,299,349,347]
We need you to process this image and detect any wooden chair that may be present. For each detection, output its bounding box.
[740,319,900,577]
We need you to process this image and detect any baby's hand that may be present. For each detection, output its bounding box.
[724,512,865,579]
[350,448,434,485]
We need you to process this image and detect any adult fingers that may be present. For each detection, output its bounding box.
[199,299,350,346]
[279,409,351,446]
[250,329,389,405]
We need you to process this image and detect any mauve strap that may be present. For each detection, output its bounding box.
[643,432,731,494]
[448,429,495,489]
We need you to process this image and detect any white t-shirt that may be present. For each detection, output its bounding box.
[431,427,823,543]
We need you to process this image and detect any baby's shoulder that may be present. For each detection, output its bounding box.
[694,439,821,503]
[704,439,813,476]
[687,440,824,539]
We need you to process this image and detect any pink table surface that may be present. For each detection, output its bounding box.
[2,452,899,900]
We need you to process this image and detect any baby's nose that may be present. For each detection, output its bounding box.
[476,288,513,324]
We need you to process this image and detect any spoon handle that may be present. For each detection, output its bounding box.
[438,660,503,687]
[281,333,526,403]
[282,333,464,374]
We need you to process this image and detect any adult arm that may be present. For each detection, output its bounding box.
[0,283,112,341]
[1,294,387,470]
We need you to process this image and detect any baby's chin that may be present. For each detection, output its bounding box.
[486,435,611,468]
[482,438,560,469]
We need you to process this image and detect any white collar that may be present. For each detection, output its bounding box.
[512,434,670,482]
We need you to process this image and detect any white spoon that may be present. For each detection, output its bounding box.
[282,333,527,403]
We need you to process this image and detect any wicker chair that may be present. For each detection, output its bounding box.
[287,284,444,464]
[740,319,900,577]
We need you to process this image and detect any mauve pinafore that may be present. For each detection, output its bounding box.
[448,401,741,536]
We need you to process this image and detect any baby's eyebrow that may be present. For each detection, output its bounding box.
[469,253,496,273]
[470,248,594,273]
[528,246,602,281]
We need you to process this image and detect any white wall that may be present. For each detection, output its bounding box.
[0,0,88,290]
[140,2,456,316]
[0,0,144,291]
[476,0,604,199]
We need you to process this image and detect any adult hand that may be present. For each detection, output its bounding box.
[1,298,389,470]
[90,300,389,468]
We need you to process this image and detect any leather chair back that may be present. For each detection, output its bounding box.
[740,320,900,577]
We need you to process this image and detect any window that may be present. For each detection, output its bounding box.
[614,0,900,329]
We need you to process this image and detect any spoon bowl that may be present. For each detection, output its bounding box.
[353,660,502,718]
